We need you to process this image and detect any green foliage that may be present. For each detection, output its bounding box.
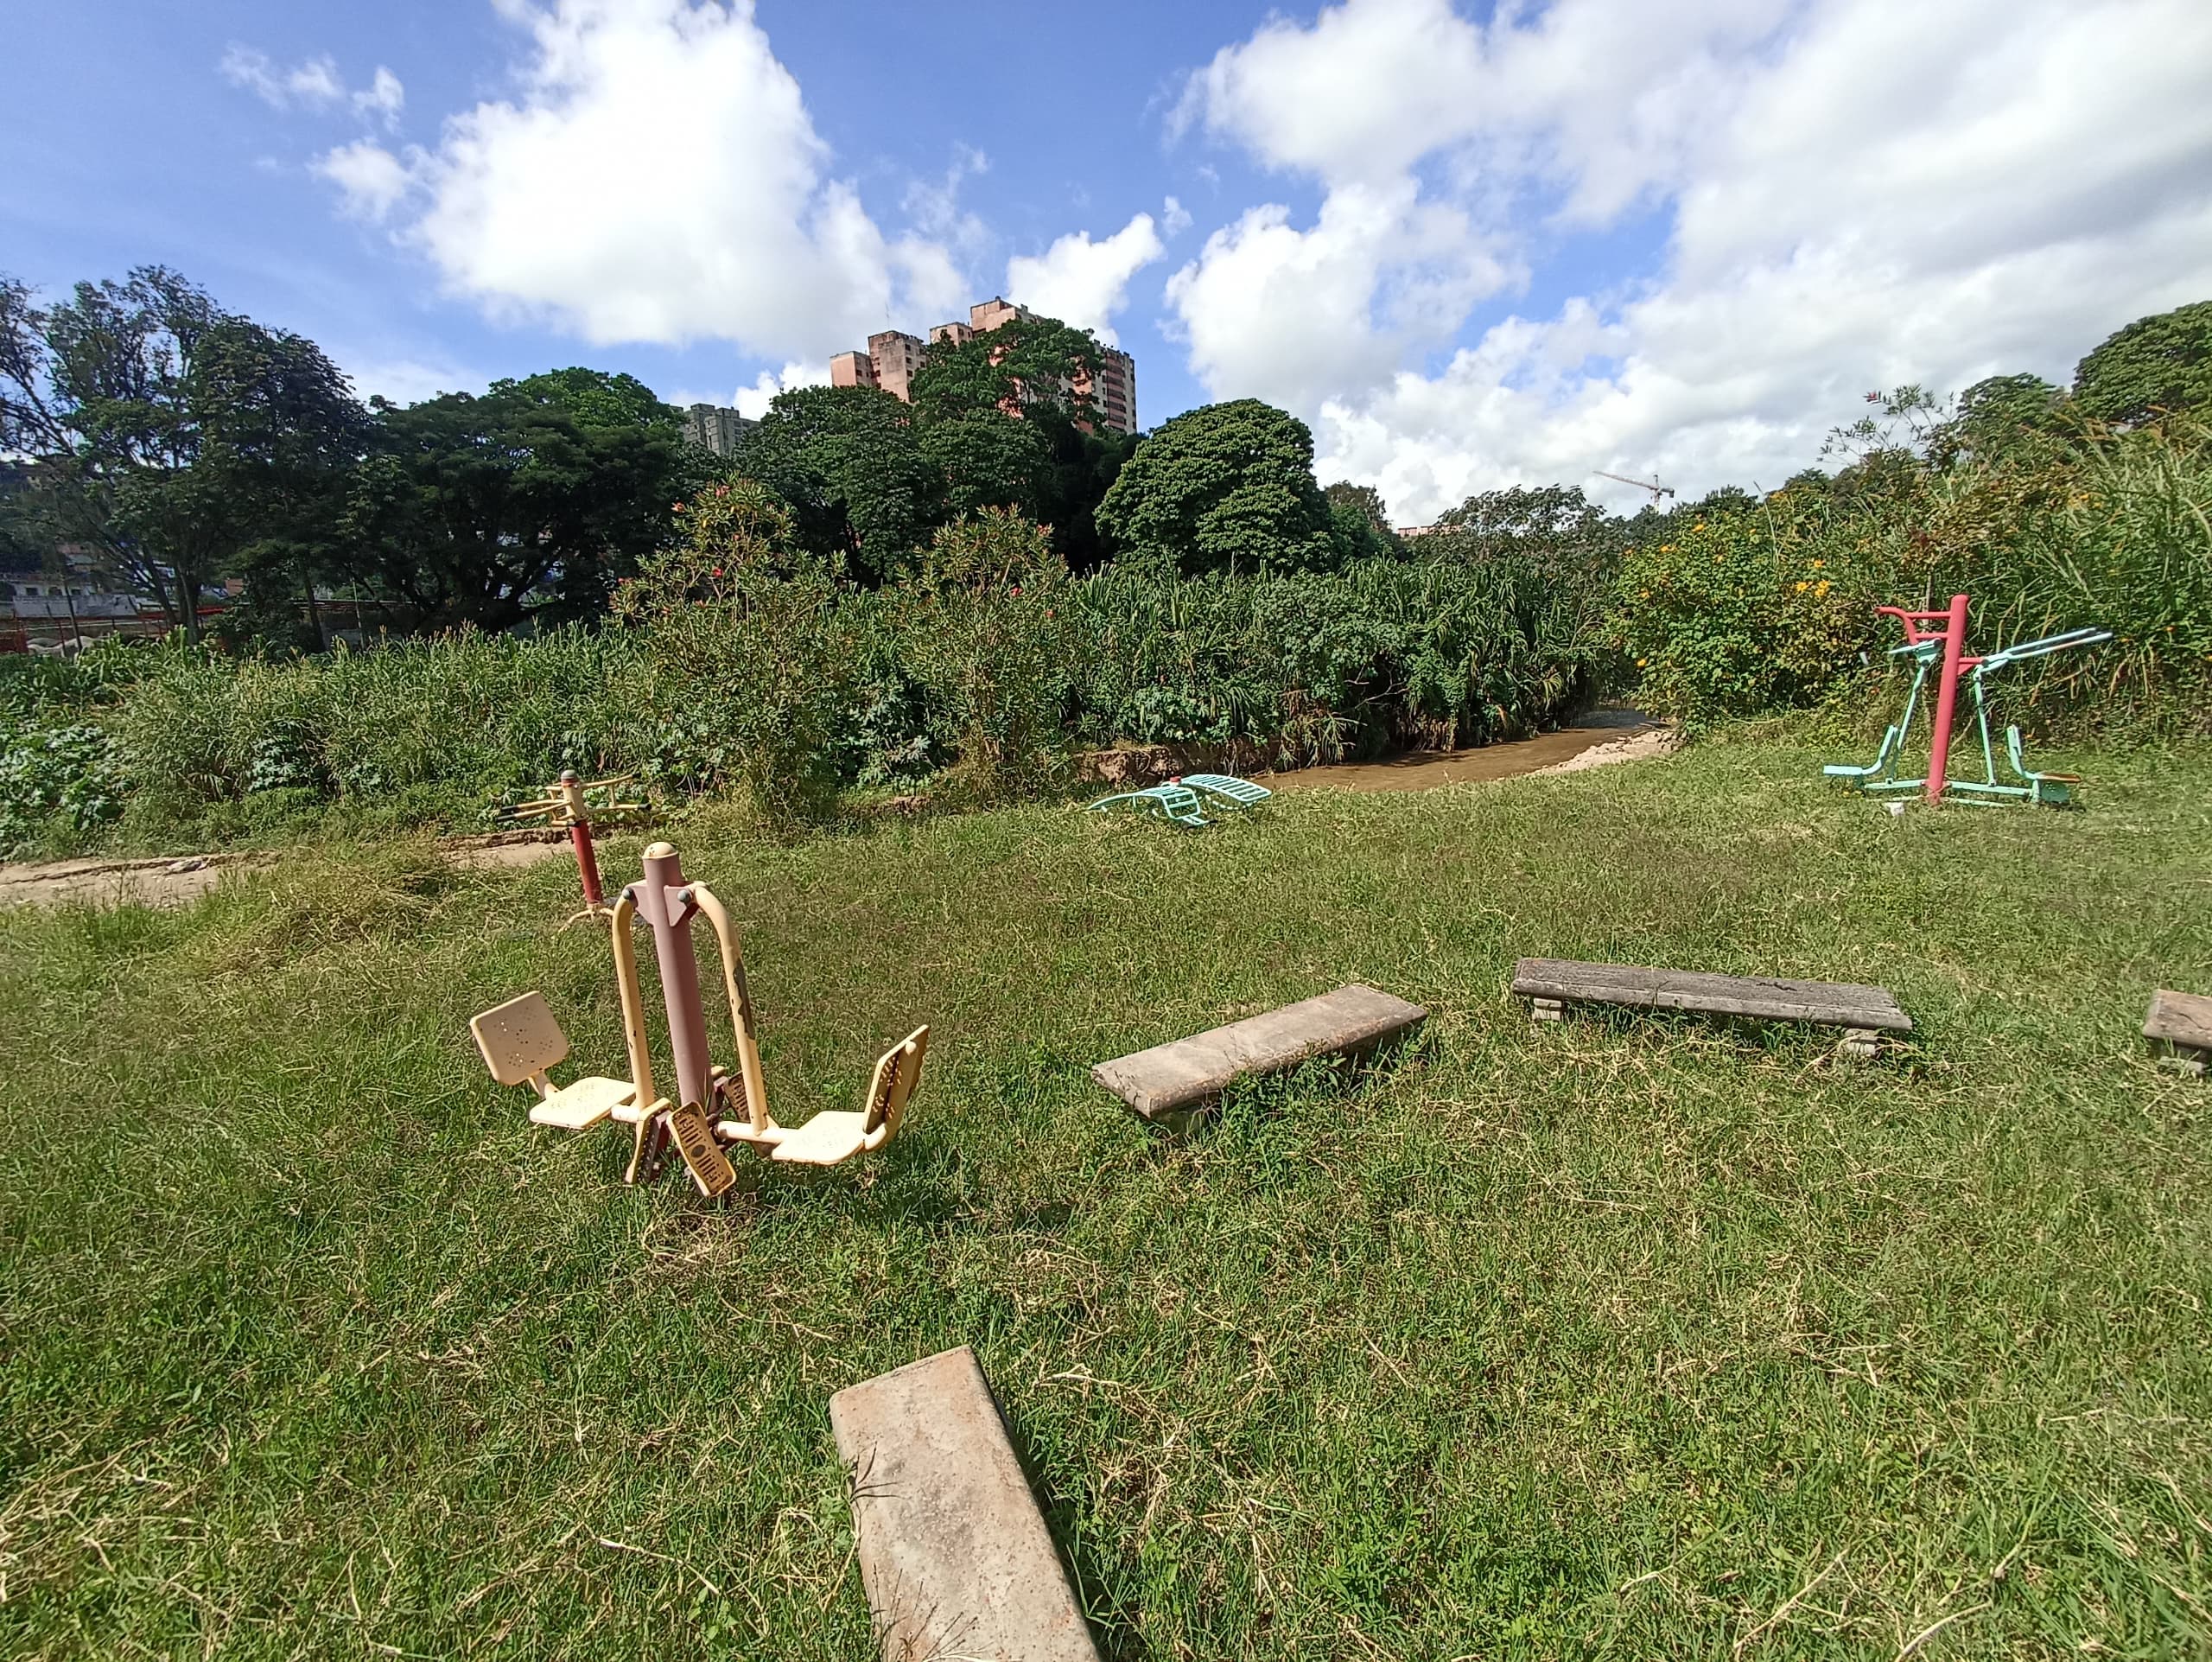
[1990,420,2212,710]
[0,718,125,854]
[0,265,366,641]
[1932,373,2069,467]
[1613,507,1856,728]
[1096,398,1341,576]
[340,380,687,630]
[1324,480,1400,562]
[917,410,1053,523]
[490,366,683,435]
[733,385,938,583]
[612,472,845,822]
[904,509,1072,802]
[1611,420,2212,732]
[1067,549,1607,762]
[2073,299,2212,428]
[908,313,1103,427]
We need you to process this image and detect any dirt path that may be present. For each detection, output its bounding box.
[0,830,573,911]
[1264,710,1675,794]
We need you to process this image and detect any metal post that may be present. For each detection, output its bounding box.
[633,841,714,1112]
[1923,592,1969,806]
[556,771,605,908]
[570,821,605,909]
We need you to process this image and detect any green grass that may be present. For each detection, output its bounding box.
[3,735,2209,1659]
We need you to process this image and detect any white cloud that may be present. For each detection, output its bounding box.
[1167,180,1513,411]
[334,353,485,407]
[315,0,968,364]
[732,361,828,419]
[315,140,416,222]
[904,144,991,259]
[1161,195,1192,237]
[1006,213,1167,346]
[353,67,406,130]
[222,45,404,128]
[1167,0,2212,519]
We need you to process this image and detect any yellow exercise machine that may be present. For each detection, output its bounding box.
[470,841,928,1196]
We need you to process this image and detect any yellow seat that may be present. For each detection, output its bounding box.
[470,990,636,1130]
[723,1026,930,1168]
[766,1110,872,1166]
[531,1074,636,1130]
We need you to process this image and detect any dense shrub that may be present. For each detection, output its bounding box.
[1615,422,2212,733]
[614,481,848,822]
[0,719,125,854]
[903,509,1074,803]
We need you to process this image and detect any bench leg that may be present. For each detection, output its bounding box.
[2158,1045,2209,1079]
[1838,1028,1882,1063]
[1530,997,1565,1024]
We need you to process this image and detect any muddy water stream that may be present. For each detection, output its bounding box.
[1264,709,1658,794]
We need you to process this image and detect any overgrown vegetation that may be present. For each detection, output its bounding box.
[3,274,2209,855]
[1617,417,2212,732]
[3,738,2207,1656]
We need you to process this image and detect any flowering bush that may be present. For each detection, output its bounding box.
[1611,507,1860,728]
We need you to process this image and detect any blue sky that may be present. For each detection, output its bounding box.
[7,0,2211,519]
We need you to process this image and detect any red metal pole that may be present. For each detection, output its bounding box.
[1924,592,1970,806]
[569,819,605,909]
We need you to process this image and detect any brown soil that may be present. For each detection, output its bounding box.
[1265,710,1674,794]
[0,828,574,910]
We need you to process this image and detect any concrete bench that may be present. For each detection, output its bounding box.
[830,1347,1098,1662]
[1092,983,1428,1124]
[2145,988,2212,1078]
[1511,957,1911,1059]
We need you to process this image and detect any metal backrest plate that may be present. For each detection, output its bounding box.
[470,990,571,1087]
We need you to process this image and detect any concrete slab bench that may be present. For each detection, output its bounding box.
[1092,983,1428,1124]
[1511,957,1911,1059]
[2145,988,2212,1078]
[830,1347,1099,1662]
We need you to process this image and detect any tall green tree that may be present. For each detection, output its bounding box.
[492,367,684,436]
[338,379,684,630]
[0,266,365,641]
[1929,373,2069,467]
[911,314,1133,569]
[2073,300,2212,428]
[1324,480,1401,562]
[732,385,938,582]
[909,315,1105,426]
[1095,398,1339,576]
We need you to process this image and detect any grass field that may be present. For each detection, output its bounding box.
[3,735,2209,1659]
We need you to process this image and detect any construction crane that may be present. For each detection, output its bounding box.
[1592,468,1676,502]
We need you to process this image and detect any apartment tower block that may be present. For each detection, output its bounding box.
[831,297,1136,434]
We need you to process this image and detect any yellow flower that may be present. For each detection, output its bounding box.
[1815,580,1832,596]
[1810,558,1825,569]
[1636,657,1647,666]
[1794,580,1808,593]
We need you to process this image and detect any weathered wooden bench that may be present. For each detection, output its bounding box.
[830,1347,1099,1662]
[1511,958,1911,1059]
[2145,988,2212,1078]
[1093,983,1427,1125]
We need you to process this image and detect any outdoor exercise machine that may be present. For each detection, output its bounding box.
[495,769,650,923]
[469,840,929,1197]
[1822,594,2108,806]
[1088,773,1273,828]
